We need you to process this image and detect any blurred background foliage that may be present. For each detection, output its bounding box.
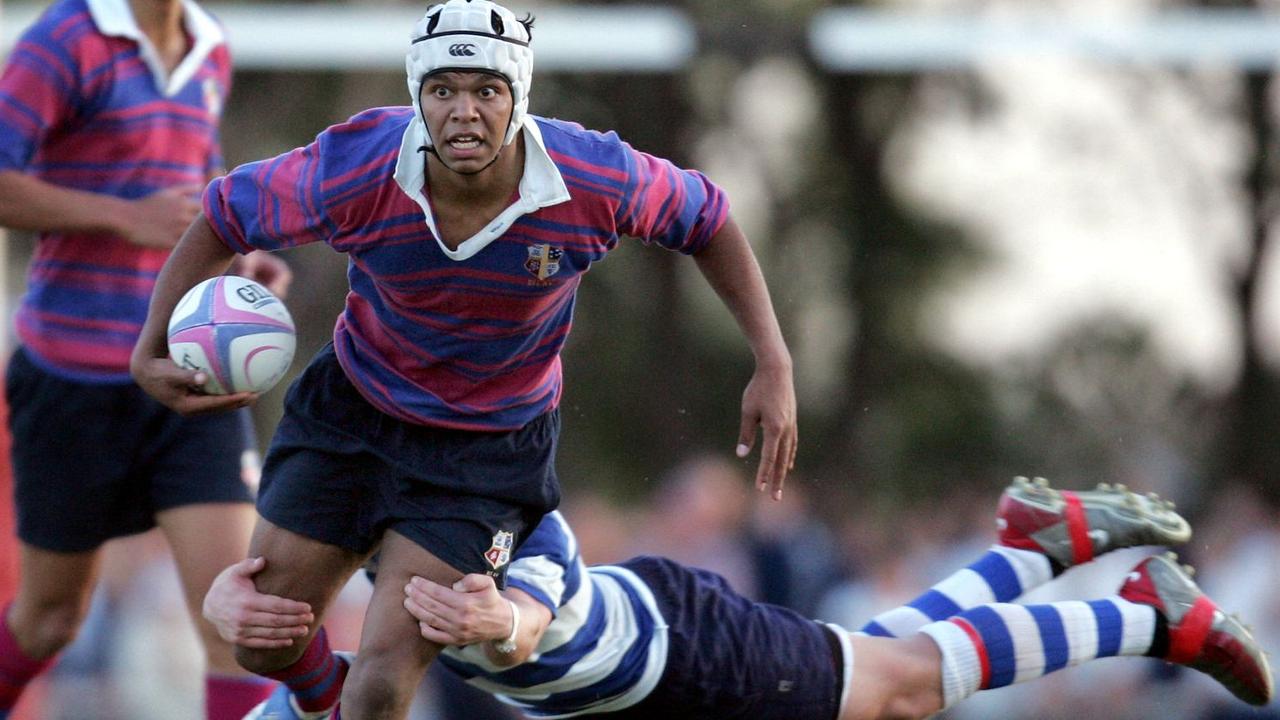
[9,0,1280,524]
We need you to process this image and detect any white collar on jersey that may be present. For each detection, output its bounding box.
[394,114,572,263]
[85,0,225,98]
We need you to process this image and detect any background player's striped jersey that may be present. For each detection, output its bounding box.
[0,0,229,381]
[439,512,667,717]
[204,108,728,430]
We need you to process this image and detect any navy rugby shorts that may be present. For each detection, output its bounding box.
[5,347,255,552]
[611,556,847,720]
[256,343,560,587]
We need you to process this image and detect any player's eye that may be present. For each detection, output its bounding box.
[478,86,498,99]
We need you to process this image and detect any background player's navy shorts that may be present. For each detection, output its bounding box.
[613,556,844,720]
[5,347,255,553]
[257,343,561,586]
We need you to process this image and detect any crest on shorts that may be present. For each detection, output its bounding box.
[524,244,563,283]
[484,530,515,569]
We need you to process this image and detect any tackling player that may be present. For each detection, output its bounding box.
[129,0,796,717]
[0,0,289,718]
[208,478,1273,719]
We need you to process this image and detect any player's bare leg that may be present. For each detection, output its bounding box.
[339,530,464,720]
[159,503,257,672]
[160,502,280,716]
[0,545,100,717]
[6,544,100,658]
[842,634,943,720]
[233,517,368,675]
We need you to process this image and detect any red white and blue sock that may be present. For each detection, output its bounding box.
[0,603,52,717]
[262,627,348,716]
[860,546,1053,637]
[205,673,275,720]
[921,597,1156,709]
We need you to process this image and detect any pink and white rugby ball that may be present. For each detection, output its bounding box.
[167,275,296,395]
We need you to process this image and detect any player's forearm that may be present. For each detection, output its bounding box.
[0,170,131,236]
[693,217,792,370]
[482,592,552,667]
[131,213,236,363]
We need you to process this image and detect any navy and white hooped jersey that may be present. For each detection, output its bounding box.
[438,512,668,717]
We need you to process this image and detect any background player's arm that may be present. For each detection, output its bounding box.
[404,573,553,667]
[693,215,798,501]
[129,212,254,414]
[0,170,201,249]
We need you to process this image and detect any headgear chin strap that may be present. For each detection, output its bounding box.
[406,0,534,148]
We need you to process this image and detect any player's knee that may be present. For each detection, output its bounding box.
[234,644,305,675]
[342,653,416,715]
[11,598,89,658]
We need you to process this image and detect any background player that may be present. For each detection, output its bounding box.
[0,0,289,717]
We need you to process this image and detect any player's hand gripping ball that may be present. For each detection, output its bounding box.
[167,275,296,395]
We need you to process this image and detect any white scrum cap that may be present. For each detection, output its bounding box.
[406,0,534,147]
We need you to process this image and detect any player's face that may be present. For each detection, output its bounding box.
[420,72,514,174]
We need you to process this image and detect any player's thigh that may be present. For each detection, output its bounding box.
[156,501,256,619]
[357,529,462,666]
[13,543,100,616]
[247,516,369,617]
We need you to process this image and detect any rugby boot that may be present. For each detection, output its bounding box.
[997,476,1191,571]
[1120,553,1274,706]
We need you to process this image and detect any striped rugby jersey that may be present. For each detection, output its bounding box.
[204,108,728,430]
[439,511,668,717]
[0,0,229,381]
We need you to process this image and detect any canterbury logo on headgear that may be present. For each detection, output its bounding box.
[407,0,535,148]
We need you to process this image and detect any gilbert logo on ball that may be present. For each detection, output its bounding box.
[167,275,296,395]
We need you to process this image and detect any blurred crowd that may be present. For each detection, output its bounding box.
[7,454,1279,720]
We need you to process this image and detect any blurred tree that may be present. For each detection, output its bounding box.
[815,70,1002,503]
[1200,0,1280,509]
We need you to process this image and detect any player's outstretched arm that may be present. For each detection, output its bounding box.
[203,557,315,650]
[692,216,797,500]
[129,212,256,414]
[404,573,552,667]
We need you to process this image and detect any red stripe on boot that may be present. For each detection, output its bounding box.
[1061,492,1094,565]
[1167,597,1216,664]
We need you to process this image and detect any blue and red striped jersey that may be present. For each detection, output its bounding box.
[0,0,229,381]
[204,108,728,430]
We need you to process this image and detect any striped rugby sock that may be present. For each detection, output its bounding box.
[860,546,1052,637]
[263,626,347,714]
[921,597,1157,709]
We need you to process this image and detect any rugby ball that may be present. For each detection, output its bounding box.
[167,275,296,395]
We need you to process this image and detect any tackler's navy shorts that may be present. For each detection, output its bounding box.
[610,556,847,720]
[5,347,255,553]
[257,344,561,587]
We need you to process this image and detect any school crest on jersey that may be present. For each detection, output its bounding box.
[202,77,223,117]
[525,244,563,284]
[484,530,515,570]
